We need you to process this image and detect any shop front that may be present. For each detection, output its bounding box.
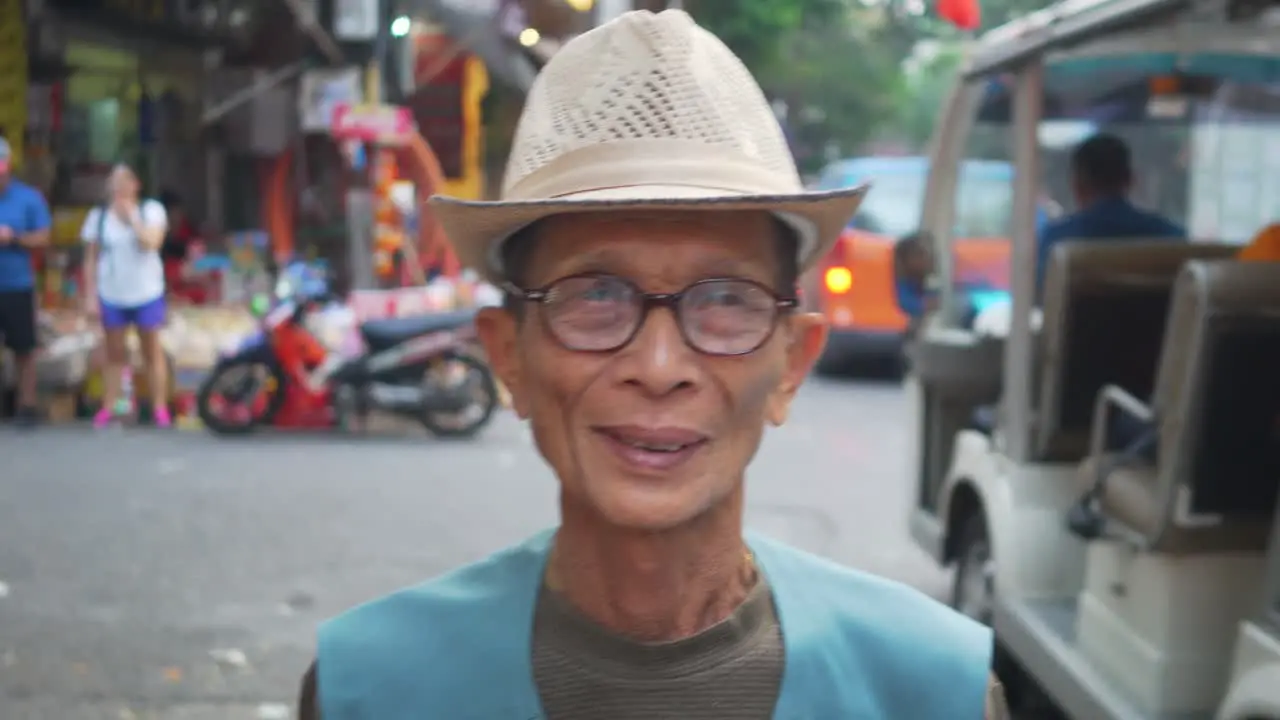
[55,38,204,214]
[0,0,27,166]
[1,0,261,421]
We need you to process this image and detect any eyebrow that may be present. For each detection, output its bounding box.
[556,249,765,282]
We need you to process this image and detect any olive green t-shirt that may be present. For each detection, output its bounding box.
[298,577,784,719]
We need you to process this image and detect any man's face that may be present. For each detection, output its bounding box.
[477,210,827,530]
[903,246,932,280]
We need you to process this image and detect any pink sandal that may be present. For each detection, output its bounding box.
[92,407,117,429]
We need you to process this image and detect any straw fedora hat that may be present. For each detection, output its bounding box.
[429,9,869,285]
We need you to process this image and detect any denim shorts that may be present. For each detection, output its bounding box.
[100,296,167,331]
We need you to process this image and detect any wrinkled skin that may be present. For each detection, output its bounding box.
[292,210,1012,718]
[476,210,827,531]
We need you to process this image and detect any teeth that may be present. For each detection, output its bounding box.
[624,439,684,452]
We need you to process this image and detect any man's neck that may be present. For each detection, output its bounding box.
[549,491,754,642]
[1078,191,1126,211]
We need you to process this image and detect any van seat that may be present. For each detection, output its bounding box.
[1076,453,1266,553]
[1074,261,1280,553]
[1191,317,1280,518]
[1036,241,1236,461]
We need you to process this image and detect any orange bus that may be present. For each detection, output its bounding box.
[807,156,1013,372]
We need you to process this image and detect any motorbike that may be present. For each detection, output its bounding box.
[196,263,499,438]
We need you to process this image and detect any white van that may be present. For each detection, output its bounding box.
[906,0,1280,717]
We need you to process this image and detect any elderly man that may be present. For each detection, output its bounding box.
[300,10,1006,719]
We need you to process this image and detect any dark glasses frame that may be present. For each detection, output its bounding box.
[504,273,800,356]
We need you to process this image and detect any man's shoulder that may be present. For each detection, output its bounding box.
[751,535,989,647]
[1143,212,1186,238]
[752,536,991,715]
[1039,212,1080,243]
[5,181,43,204]
[1116,202,1184,238]
[315,532,554,717]
[320,531,553,650]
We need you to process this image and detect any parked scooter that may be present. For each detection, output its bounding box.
[196,263,498,437]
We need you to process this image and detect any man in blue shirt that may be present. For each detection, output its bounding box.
[1035,133,1185,294]
[894,231,935,325]
[0,138,52,426]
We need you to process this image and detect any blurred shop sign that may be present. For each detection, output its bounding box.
[299,68,362,133]
[331,103,414,145]
[333,0,377,41]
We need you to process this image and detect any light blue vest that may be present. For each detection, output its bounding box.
[318,530,992,719]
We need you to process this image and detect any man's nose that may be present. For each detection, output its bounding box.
[617,307,699,396]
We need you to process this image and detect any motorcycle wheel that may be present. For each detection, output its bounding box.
[196,359,288,435]
[418,353,499,439]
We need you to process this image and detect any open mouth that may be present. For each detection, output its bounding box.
[594,426,710,472]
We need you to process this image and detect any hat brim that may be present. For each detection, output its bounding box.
[428,183,870,286]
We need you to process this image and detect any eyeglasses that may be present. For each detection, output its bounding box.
[506,274,798,356]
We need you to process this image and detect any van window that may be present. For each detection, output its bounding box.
[982,52,1280,246]
[949,119,1014,296]
[835,162,1013,240]
[955,170,1014,238]
[849,173,926,237]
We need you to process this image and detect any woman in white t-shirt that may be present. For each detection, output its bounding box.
[81,164,171,428]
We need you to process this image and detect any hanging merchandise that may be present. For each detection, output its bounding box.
[372,150,407,280]
[344,138,366,171]
[220,230,272,303]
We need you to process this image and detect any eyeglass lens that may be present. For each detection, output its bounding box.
[540,275,782,355]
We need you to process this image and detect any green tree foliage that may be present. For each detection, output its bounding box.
[882,0,1059,146]
[688,0,1061,164]
[972,0,1059,31]
[688,1,908,171]
[894,42,966,147]
[684,0,847,72]
[765,7,911,171]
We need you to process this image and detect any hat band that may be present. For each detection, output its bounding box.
[503,139,803,202]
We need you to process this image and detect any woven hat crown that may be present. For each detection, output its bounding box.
[501,9,803,200]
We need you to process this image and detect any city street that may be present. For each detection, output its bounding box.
[0,376,945,719]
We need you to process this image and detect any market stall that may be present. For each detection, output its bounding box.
[6,267,500,426]
[4,93,503,424]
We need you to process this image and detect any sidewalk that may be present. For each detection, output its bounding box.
[5,700,295,720]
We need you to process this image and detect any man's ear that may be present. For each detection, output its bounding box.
[765,312,827,427]
[475,307,530,418]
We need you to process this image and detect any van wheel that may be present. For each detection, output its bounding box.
[952,513,995,626]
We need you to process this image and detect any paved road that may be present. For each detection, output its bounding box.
[0,376,944,719]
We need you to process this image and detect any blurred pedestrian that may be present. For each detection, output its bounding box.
[0,137,52,427]
[894,230,936,321]
[81,164,171,428]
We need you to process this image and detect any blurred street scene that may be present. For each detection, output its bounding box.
[5,0,1280,718]
[0,379,934,719]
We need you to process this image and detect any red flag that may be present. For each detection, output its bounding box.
[939,0,981,30]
